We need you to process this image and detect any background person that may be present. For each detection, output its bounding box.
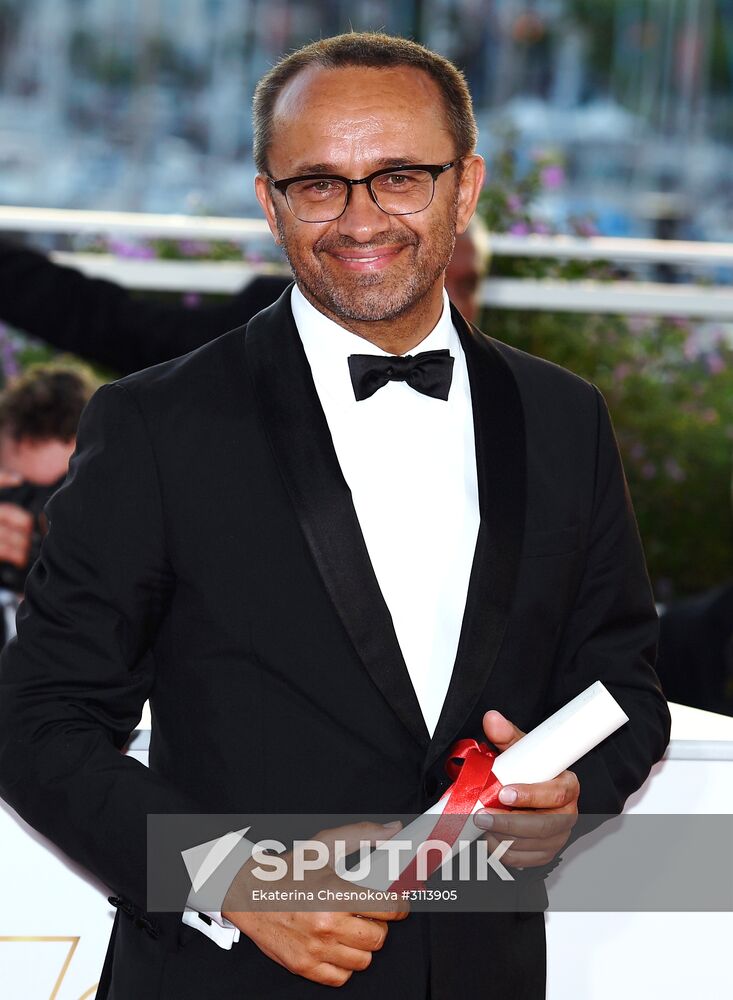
[0,237,289,375]
[443,217,491,324]
[0,362,97,643]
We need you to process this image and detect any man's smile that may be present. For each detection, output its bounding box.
[323,244,408,271]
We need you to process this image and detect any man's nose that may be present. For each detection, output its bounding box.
[336,182,392,242]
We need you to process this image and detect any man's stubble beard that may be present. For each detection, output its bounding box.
[274,192,459,325]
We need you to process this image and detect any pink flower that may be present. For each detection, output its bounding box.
[627,316,652,334]
[706,352,725,375]
[683,332,701,361]
[540,164,565,189]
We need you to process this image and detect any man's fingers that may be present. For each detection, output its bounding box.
[327,944,375,972]
[494,771,580,810]
[0,505,33,568]
[483,829,570,855]
[0,504,33,531]
[338,916,389,952]
[474,808,576,840]
[314,820,402,859]
[481,710,525,751]
[0,471,22,489]
[308,962,354,988]
[353,906,409,922]
[495,846,563,869]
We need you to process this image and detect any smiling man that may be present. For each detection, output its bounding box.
[0,33,669,1000]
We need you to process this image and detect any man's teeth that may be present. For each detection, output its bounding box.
[339,253,389,261]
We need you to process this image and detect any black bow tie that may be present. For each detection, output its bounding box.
[348,349,454,401]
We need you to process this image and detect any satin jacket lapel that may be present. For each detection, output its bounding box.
[426,307,527,770]
[244,288,430,750]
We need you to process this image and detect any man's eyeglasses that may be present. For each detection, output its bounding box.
[268,161,458,223]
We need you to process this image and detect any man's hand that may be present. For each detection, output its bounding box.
[0,472,32,571]
[222,821,409,988]
[474,710,579,868]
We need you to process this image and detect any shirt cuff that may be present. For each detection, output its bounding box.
[181,909,240,949]
[181,830,256,949]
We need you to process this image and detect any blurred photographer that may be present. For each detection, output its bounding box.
[0,362,98,643]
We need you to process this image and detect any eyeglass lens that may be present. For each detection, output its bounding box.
[286,169,435,222]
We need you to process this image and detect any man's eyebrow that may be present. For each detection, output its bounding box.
[285,157,425,176]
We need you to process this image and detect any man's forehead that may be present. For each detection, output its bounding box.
[271,63,445,136]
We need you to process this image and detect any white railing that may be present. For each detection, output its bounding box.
[0,205,272,240]
[4,205,733,318]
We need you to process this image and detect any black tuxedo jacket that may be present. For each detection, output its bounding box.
[0,287,670,999]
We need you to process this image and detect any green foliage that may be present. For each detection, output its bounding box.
[479,134,733,599]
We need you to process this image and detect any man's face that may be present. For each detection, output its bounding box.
[0,433,75,485]
[255,65,484,327]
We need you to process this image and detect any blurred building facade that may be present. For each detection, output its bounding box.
[1,0,732,237]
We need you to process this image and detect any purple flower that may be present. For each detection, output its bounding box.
[531,220,552,235]
[664,459,686,483]
[108,239,156,260]
[706,352,725,375]
[629,442,646,461]
[0,323,20,380]
[507,194,523,214]
[668,316,692,331]
[178,239,212,258]
[182,292,202,308]
[640,462,657,480]
[508,221,530,236]
[574,218,598,238]
[540,164,565,190]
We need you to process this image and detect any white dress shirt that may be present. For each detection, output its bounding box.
[292,283,479,735]
[184,283,480,947]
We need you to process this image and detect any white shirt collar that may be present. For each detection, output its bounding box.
[291,283,456,409]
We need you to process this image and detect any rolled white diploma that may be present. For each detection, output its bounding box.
[355,681,628,889]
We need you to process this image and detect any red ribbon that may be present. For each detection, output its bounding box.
[389,739,503,892]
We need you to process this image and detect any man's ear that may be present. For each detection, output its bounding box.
[455,155,486,235]
[255,175,282,245]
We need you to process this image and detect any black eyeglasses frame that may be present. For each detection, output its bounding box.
[267,160,458,222]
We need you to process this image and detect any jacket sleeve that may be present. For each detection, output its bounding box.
[549,385,671,814]
[0,381,197,945]
[0,238,288,373]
